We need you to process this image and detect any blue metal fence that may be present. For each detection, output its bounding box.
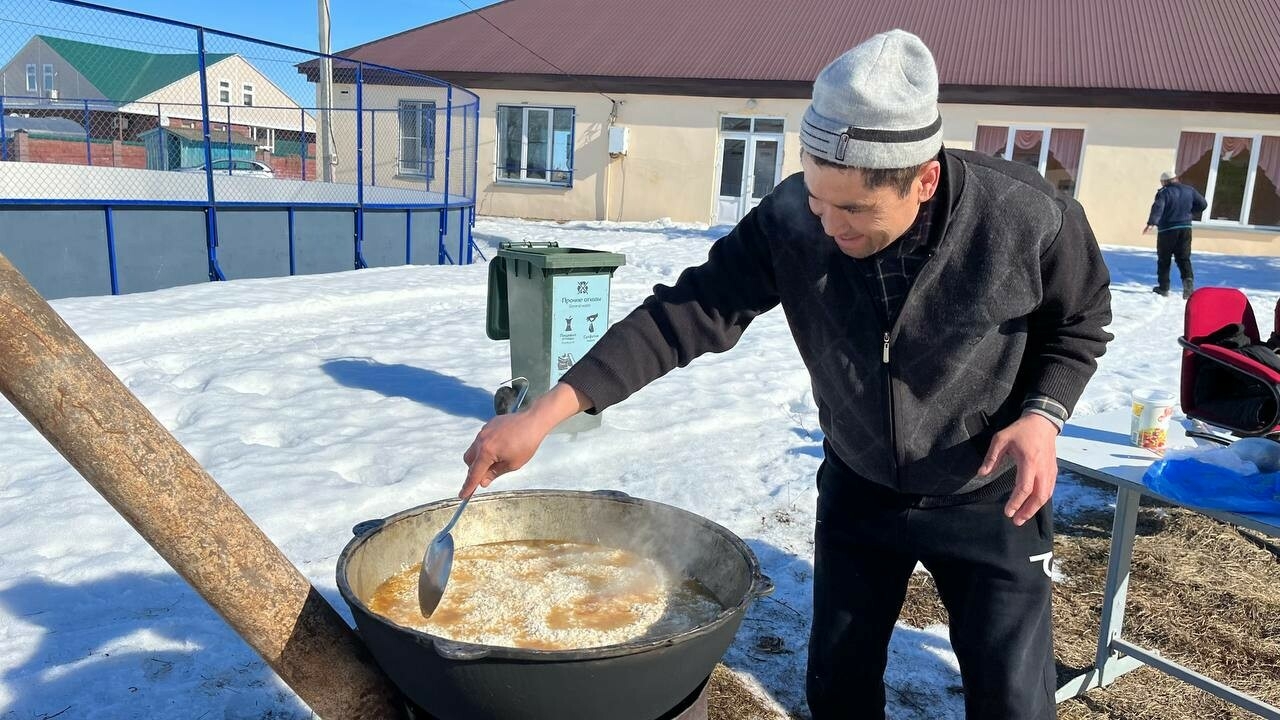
[0,0,481,297]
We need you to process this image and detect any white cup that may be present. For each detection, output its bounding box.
[1129,389,1177,452]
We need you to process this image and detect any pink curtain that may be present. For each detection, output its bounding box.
[1014,129,1042,150]
[1220,136,1253,161]
[975,125,1008,155]
[1048,129,1084,180]
[1257,136,1280,187]
[1176,131,1214,176]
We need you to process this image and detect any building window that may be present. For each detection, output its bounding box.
[398,100,436,177]
[242,83,254,106]
[975,125,1085,197]
[42,64,54,93]
[497,105,574,186]
[251,126,275,150]
[25,64,36,92]
[218,80,230,104]
[1175,131,1280,228]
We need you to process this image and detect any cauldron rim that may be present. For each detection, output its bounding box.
[336,488,769,662]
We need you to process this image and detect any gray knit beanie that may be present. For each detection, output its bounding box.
[801,29,943,169]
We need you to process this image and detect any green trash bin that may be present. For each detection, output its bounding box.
[486,241,626,433]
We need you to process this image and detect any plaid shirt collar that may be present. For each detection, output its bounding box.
[872,193,938,263]
[853,191,942,327]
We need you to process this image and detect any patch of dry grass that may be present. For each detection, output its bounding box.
[897,478,1280,719]
[707,664,793,720]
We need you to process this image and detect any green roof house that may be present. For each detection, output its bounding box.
[3,35,232,103]
[0,35,314,142]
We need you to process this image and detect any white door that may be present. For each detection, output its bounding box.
[716,117,784,224]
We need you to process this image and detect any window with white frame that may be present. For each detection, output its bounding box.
[242,83,254,106]
[974,125,1085,196]
[252,126,275,150]
[398,100,436,177]
[497,105,574,186]
[25,64,36,92]
[218,80,230,104]
[1175,131,1280,228]
[42,64,54,93]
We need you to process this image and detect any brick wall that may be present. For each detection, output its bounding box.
[4,131,146,168]
[259,147,316,181]
[5,131,318,180]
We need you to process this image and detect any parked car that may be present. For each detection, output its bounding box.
[179,159,274,178]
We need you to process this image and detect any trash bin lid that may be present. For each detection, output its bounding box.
[497,241,625,272]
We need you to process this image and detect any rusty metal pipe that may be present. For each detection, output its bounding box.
[0,252,406,719]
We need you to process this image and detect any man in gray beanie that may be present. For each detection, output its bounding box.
[459,29,1112,720]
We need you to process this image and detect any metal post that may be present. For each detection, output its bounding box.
[443,88,454,264]
[444,86,452,206]
[465,206,473,264]
[104,207,119,295]
[83,99,92,164]
[459,101,467,210]
[354,63,365,269]
[299,107,306,181]
[196,28,221,282]
[476,99,481,197]
[438,210,447,265]
[405,210,412,264]
[370,109,376,186]
[288,207,296,276]
[0,95,7,161]
[1094,486,1141,684]
[0,251,407,720]
[226,104,232,164]
[317,0,334,182]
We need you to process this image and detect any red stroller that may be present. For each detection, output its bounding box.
[1178,287,1280,441]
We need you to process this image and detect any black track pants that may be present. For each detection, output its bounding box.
[1156,228,1194,290]
[807,460,1057,720]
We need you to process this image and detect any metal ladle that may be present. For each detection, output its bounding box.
[418,377,529,617]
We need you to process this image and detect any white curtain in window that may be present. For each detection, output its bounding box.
[1250,135,1280,226]
[1013,129,1042,150]
[1220,136,1252,160]
[1176,132,1215,175]
[1048,129,1084,181]
[1255,136,1280,184]
[974,125,1008,155]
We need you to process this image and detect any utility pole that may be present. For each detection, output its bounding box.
[317,0,334,182]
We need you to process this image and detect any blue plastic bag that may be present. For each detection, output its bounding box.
[1142,438,1280,518]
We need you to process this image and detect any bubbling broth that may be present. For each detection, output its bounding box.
[366,540,724,650]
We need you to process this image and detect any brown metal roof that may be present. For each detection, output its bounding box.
[338,0,1280,99]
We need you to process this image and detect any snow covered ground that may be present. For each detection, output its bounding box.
[1,216,1276,719]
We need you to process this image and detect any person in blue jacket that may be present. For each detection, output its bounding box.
[1144,171,1208,298]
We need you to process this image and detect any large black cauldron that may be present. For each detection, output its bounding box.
[337,489,772,720]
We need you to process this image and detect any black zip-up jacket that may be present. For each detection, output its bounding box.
[561,149,1113,496]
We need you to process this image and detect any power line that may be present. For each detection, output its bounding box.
[452,0,619,106]
[0,15,193,54]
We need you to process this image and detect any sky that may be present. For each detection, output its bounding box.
[1,215,1277,719]
[0,0,506,108]
[80,0,501,53]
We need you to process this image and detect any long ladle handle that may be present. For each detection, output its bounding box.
[439,493,471,535]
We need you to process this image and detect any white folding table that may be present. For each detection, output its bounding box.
[1054,410,1280,719]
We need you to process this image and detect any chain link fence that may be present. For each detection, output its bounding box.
[0,0,479,270]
